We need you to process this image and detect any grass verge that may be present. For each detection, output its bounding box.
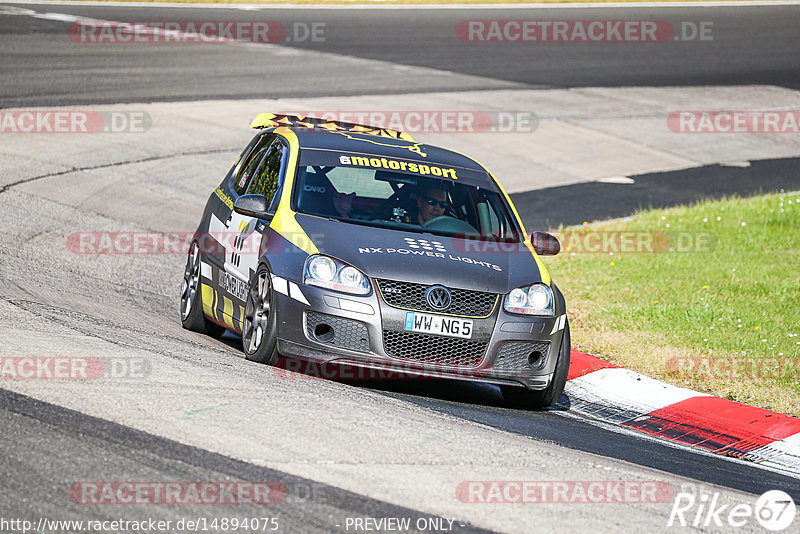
[544,191,800,416]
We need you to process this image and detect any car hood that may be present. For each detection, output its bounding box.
[296,213,545,294]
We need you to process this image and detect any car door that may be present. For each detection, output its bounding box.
[217,137,289,328]
[206,132,273,272]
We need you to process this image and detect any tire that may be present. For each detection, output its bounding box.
[242,264,279,365]
[501,320,571,409]
[180,240,226,337]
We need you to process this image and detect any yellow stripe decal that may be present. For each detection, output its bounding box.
[270,209,319,256]
[201,283,215,319]
[212,285,220,320]
[222,297,235,330]
[249,113,416,142]
[524,240,551,287]
[268,128,319,256]
[274,127,299,213]
[492,175,551,287]
[239,305,246,332]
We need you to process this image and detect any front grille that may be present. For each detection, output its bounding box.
[382,330,487,368]
[493,341,551,372]
[375,279,498,318]
[305,312,370,353]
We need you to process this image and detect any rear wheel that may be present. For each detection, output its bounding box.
[180,241,226,337]
[242,265,279,365]
[501,320,571,409]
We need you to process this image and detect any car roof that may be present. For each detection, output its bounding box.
[250,113,489,173]
[293,130,486,170]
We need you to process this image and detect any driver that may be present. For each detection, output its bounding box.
[415,185,450,225]
[333,191,355,218]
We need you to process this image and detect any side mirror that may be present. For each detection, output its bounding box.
[234,194,274,220]
[531,231,560,256]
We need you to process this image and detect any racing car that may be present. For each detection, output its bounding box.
[180,114,569,408]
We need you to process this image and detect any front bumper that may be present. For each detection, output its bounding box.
[272,278,566,390]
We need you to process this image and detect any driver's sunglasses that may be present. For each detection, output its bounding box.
[425,198,450,209]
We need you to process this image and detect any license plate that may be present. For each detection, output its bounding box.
[404,312,473,339]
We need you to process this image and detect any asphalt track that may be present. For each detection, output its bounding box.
[366,381,800,502]
[511,156,800,229]
[0,389,493,533]
[1,2,799,533]
[1,2,799,106]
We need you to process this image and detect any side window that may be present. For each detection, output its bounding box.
[487,196,511,238]
[234,134,274,196]
[247,140,288,208]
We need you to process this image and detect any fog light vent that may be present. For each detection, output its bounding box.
[305,311,370,353]
[493,341,551,372]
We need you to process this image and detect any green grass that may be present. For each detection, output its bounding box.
[545,192,800,415]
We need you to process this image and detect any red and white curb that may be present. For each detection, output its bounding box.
[561,350,800,476]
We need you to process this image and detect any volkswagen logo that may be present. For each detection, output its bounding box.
[425,285,452,311]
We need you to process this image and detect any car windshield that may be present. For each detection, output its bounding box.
[293,150,522,242]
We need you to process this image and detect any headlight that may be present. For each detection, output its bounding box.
[307,256,336,282]
[528,285,551,310]
[507,288,527,308]
[304,255,371,295]
[504,283,554,316]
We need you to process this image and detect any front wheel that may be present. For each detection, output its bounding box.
[242,265,279,365]
[501,320,571,409]
[180,241,226,337]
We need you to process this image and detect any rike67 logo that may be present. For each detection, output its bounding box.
[669,490,795,531]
